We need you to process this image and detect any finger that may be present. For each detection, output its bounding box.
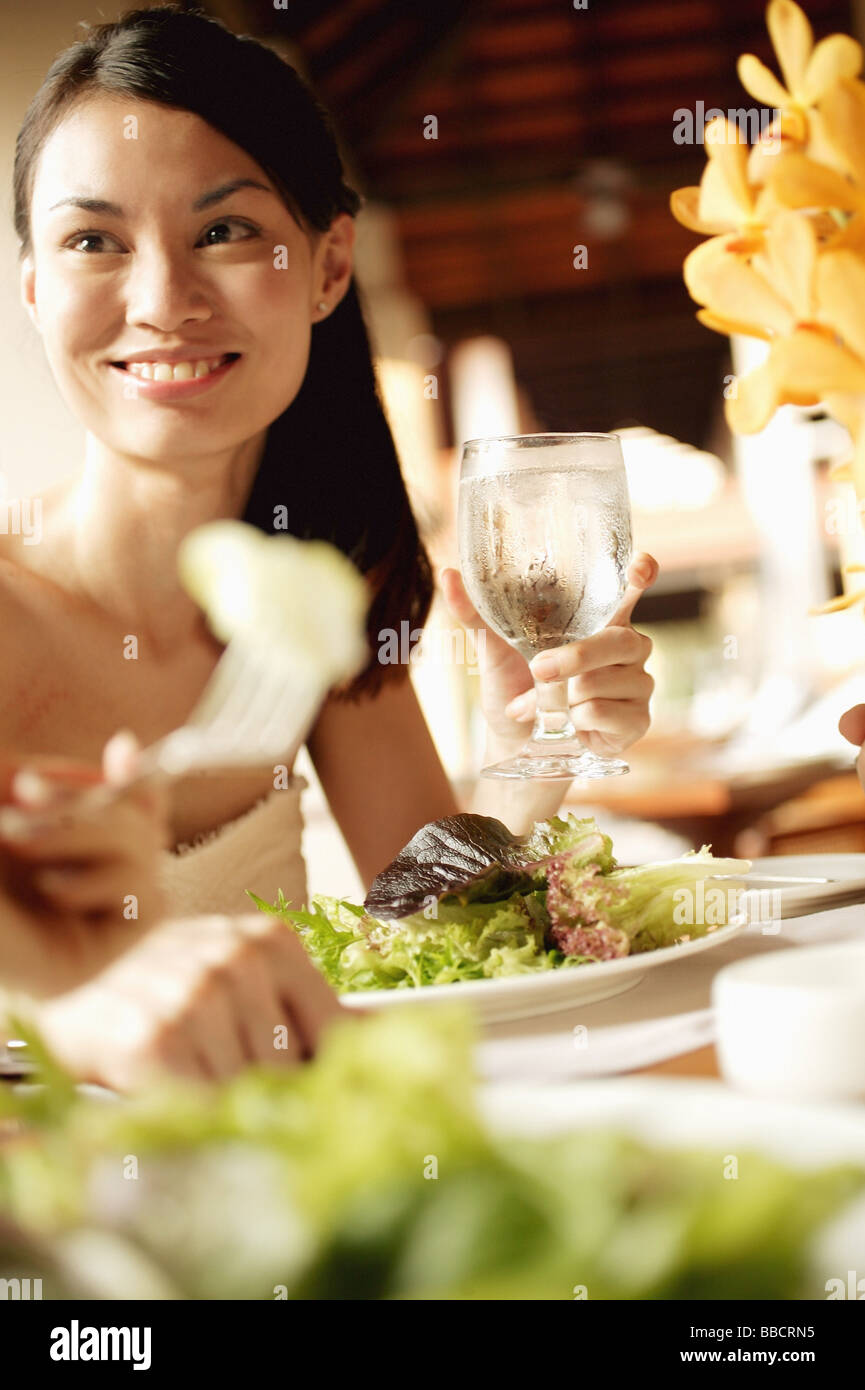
[839,704,865,746]
[509,664,655,716]
[222,935,303,1066]
[139,1024,208,1088]
[439,564,500,650]
[606,551,659,628]
[569,697,650,737]
[183,976,248,1081]
[530,626,650,682]
[438,567,483,632]
[31,861,154,914]
[0,755,100,807]
[567,666,655,704]
[247,918,342,1056]
[158,915,305,1067]
[103,729,143,786]
[9,760,103,808]
[0,756,19,802]
[0,795,162,856]
[11,770,64,809]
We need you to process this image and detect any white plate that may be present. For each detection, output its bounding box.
[340,852,865,1025]
[479,1076,865,1282]
[340,918,747,1023]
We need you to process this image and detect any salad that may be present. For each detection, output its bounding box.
[0,1008,860,1300]
[251,811,751,991]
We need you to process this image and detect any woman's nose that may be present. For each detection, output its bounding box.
[123,249,214,331]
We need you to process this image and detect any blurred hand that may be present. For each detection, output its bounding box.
[839,703,865,792]
[440,552,659,757]
[0,732,168,996]
[25,912,345,1091]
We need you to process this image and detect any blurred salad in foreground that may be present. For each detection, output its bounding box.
[0,1008,860,1300]
[251,812,751,991]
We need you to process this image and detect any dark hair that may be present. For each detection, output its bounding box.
[13,4,433,701]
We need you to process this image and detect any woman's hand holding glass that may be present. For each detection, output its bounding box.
[454,432,652,779]
[441,551,658,765]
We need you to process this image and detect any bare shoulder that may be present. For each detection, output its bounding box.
[306,674,458,887]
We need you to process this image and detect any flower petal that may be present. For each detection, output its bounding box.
[768,150,862,210]
[697,161,746,229]
[824,389,863,440]
[809,588,865,614]
[670,186,718,233]
[725,359,781,434]
[748,124,802,185]
[802,34,863,104]
[703,116,754,209]
[684,239,795,333]
[738,53,791,109]
[804,109,854,177]
[762,207,817,318]
[696,307,773,340]
[825,211,865,252]
[767,0,813,96]
[818,79,865,186]
[730,332,865,436]
[773,328,865,396]
[817,250,865,359]
[828,458,855,482]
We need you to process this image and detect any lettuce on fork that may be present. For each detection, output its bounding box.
[251,812,750,991]
[178,519,370,687]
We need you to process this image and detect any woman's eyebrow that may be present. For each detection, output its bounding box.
[48,177,275,216]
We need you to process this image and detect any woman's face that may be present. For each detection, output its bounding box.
[21,94,353,466]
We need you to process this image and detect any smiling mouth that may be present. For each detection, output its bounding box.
[110,352,240,381]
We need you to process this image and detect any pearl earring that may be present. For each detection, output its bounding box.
[317,300,327,312]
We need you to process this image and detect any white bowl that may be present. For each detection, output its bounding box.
[713,941,865,1102]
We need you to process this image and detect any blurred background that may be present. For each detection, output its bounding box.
[4,0,865,895]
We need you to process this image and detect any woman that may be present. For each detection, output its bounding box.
[5,5,656,922]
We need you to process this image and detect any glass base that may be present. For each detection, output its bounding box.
[480,741,629,781]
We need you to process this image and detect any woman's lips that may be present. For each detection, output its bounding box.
[107,352,241,401]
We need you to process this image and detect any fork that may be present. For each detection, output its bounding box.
[732,877,865,925]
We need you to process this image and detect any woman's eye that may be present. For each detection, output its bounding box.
[199,219,260,246]
[63,230,124,254]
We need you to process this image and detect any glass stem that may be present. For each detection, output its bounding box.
[531,676,577,742]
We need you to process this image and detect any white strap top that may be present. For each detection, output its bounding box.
[157,774,309,918]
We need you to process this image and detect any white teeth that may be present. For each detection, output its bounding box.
[123,355,230,381]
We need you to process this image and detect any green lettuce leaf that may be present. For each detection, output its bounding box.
[266,891,594,991]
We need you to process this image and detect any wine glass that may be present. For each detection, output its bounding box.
[458,432,633,781]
